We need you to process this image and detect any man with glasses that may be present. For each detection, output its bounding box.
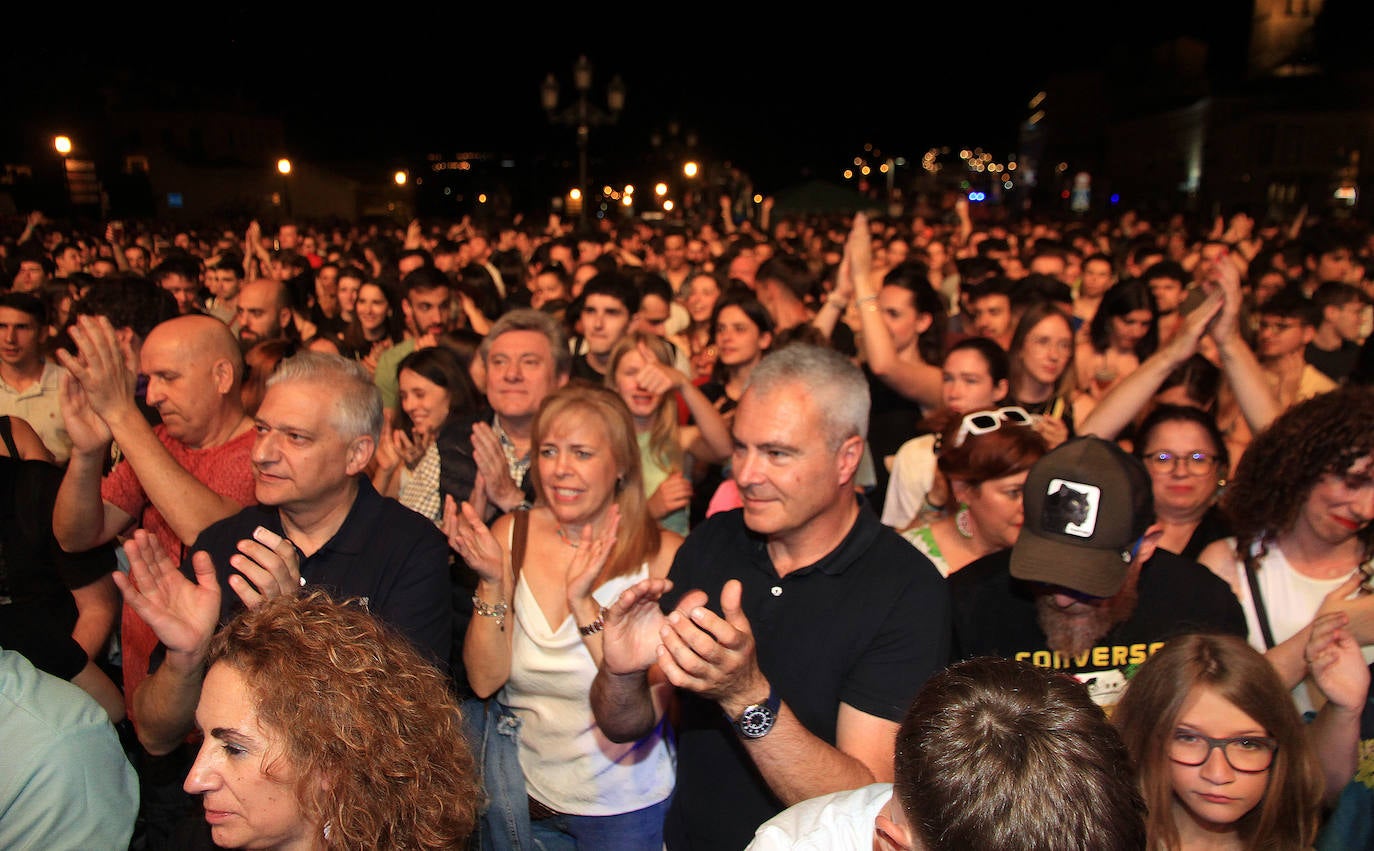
[947,435,1245,713]
[1254,285,1336,410]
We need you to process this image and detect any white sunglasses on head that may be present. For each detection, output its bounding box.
[952,406,1034,448]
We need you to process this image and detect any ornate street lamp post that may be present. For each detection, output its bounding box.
[542,56,625,224]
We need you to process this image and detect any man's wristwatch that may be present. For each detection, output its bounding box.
[730,687,781,739]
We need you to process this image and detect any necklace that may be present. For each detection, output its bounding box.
[557,527,581,549]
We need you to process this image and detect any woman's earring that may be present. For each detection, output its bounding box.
[955,503,974,539]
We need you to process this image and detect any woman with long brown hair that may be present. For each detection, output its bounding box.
[444,384,681,849]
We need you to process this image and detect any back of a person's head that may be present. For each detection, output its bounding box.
[955,255,1003,288]
[71,275,179,340]
[1311,279,1367,313]
[756,252,817,302]
[1011,273,1073,313]
[895,657,1146,851]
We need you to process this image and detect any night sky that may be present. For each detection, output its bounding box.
[6,4,1260,191]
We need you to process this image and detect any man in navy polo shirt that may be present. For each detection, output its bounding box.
[113,352,451,759]
[592,343,950,850]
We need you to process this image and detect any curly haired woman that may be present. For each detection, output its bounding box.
[176,590,481,850]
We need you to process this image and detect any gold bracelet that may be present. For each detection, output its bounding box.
[858,295,879,313]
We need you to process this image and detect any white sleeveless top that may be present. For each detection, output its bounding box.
[1233,539,1374,715]
[499,564,675,815]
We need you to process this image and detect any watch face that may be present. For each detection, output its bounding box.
[738,703,777,739]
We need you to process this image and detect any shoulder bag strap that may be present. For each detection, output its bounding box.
[0,416,16,458]
[1243,563,1278,651]
[511,507,530,586]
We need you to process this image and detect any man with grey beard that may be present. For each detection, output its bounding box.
[946,436,1246,713]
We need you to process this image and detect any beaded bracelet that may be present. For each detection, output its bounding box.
[578,606,611,637]
[472,595,509,632]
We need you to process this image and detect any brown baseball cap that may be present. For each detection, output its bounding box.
[1010,436,1154,598]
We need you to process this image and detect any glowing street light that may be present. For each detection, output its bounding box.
[394,170,408,186]
[683,161,699,179]
[54,135,72,156]
[542,56,626,224]
[277,158,293,215]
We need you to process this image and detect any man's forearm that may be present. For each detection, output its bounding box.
[591,667,658,743]
[132,655,207,756]
[54,453,113,551]
[740,706,880,807]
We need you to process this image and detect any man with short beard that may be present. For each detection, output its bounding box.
[947,436,1245,713]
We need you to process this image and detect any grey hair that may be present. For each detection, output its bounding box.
[747,343,869,448]
[479,308,571,378]
[267,351,382,442]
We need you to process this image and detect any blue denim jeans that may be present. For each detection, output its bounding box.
[463,697,534,851]
[528,795,671,851]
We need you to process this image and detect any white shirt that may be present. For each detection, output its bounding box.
[747,783,893,851]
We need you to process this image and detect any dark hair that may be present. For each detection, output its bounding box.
[1133,403,1230,472]
[882,260,947,366]
[1011,273,1073,313]
[954,256,1003,291]
[394,345,480,436]
[1223,385,1374,568]
[340,280,405,355]
[456,262,502,320]
[757,253,819,302]
[1155,353,1221,411]
[708,288,775,383]
[943,336,1011,387]
[401,265,451,298]
[1256,283,1319,326]
[967,275,1016,305]
[633,271,675,307]
[1114,633,1323,851]
[896,657,1146,851]
[580,271,640,315]
[0,290,47,325]
[148,252,203,287]
[1140,259,1187,287]
[1088,277,1158,358]
[70,276,178,340]
[1311,279,1367,313]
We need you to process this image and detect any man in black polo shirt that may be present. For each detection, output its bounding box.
[113,352,451,759]
[592,343,950,850]
[948,436,1246,713]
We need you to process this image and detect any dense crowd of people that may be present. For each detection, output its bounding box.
[3,194,1374,849]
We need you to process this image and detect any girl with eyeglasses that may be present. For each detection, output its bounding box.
[1113,631,1365,851]
[899,406,1046,576]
